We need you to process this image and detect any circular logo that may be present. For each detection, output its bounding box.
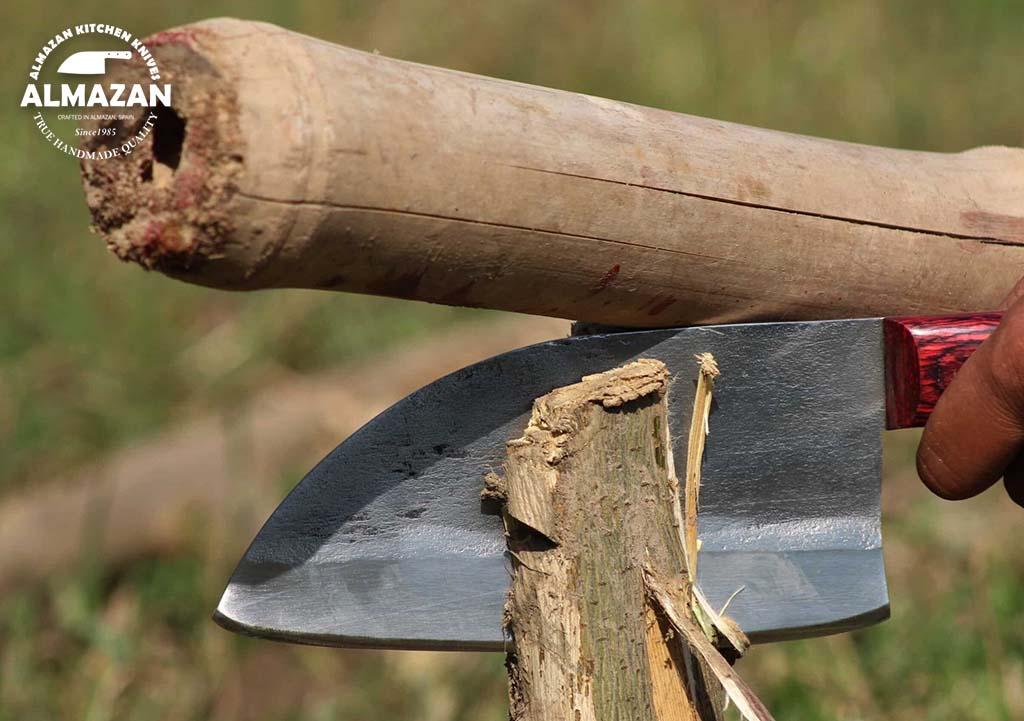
[20,23,172,160]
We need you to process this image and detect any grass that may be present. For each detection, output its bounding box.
[3,1,1024,718]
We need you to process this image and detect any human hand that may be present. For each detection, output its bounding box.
[918,285,1024,506]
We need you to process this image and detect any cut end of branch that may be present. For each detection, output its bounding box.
[694,352,720,379]
[514,358,668,465]
[80,23,243,276]
[539,358,669,418]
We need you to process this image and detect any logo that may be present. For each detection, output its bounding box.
[20,24,172,160]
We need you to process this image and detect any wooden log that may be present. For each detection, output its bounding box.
[490,359,764,720]
[82,18,1024,327]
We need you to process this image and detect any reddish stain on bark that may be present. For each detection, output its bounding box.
[646,295,676,316]
[591,264,621,295]
[140,220,163,247]
[146,29,200,48]
[172,170,205,210]
[137,220,188,258]
[961,211,1024,244]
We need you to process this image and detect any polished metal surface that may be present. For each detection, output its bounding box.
[216,319,889,649]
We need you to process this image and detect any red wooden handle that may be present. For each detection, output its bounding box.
[883,313,1003,429]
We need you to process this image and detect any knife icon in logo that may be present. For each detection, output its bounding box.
[57,50,132,75]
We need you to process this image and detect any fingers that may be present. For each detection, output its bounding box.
[1002,454,1024,506]
[917,302,1024,504]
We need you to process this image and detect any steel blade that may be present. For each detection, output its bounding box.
[216,319,888,649]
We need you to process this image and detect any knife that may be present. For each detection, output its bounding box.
[215,312,1000,650]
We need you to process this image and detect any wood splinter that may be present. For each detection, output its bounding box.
[487,357,774,721]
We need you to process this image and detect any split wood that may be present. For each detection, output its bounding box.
[487,357,774,720]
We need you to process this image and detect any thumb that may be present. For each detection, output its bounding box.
[917,301,1024,503]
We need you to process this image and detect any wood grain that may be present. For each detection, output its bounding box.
[81,19,1024,328]
[496,359,726,720]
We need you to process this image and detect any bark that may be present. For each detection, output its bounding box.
[494,359,731,720]
[81,19,1024,328]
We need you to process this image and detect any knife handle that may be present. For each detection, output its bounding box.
[883,312,1003,429]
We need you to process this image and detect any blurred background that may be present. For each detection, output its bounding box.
[3,1,1024,719]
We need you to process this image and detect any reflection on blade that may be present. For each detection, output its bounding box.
[216,320,889,650]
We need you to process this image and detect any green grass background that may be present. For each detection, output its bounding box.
[3,1,1024,719]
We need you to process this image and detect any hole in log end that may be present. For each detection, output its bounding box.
[151,105,186,174]
[79,28,243,276]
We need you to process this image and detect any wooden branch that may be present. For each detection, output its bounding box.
[493,359,742,720]
[82,19,1024,328]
